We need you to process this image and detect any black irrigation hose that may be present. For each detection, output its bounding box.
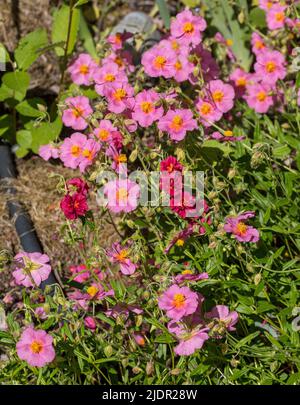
[0,143,57,290]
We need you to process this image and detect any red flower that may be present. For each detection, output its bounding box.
[60,192,88,220]
[67,178,89,196]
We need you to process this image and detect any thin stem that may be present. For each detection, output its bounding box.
[59,0,75,93]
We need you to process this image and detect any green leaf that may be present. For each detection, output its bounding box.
[15,146,29,158]
[180,0,201,6]
[74,0,90,7]
[16,98,46,118]
[156,0,171,29]
[235,331,260,349]
[249,7,266,28]
[0,114,13,138]
[52,4,80,56]
[16,130,32,149]
[14,29,48,70]
[78,11,97,59]
[29,116,62,153]
[1,71,30,101]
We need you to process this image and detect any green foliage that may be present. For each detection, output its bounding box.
[52,4,80,56]
[156,0,171,29]
[14,29,48,70]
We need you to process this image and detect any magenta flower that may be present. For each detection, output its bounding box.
[174,271,209,284]
[141,43,177,78]
[69,264,90,283]
[160,156,183,173]
[207,80,235,113]
[84,316,97,330]
[259,0,276,11]
[103,179,140,213]
[191,45,220,82]
[94,62,127,96]
[196,98,223,127]
[224,211,260,243]
[62,96,92,131]
[254,50,286,86]
[158,109,197,142]
[107,32,132,51]
[13,252,52,288]
[38,144,59,161]
[16,327,55,367]
[68,53,98,86]
[103,81,135,114]
[132,89,163,127]
[158,285,199,321]
[205,305,239,336]
[266,4,286,30]
[245,83,274,113]
[251,32,266,56]
[106,242,137,275]
[60,192,88,220]
[106,144,127,174]
[67,178,89,196]
[170,9,207,46]
[78,138,100,173]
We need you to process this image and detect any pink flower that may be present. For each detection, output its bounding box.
[93,119,118,143]
[84,316,97,330]
[251,33,266,56]
[133,333,146,346]
[94,62,127,96]
[254,50,286,86]
[104,81,135,114]
[211,130,245,142]
[259,0,277,12]
[12,252,52,288]
[60,192,88,220]
[34,307,48,320]
[205,305,239,336]
[172,324,209,356]
[69,264,90,283]
[67,178,89,196]
[207,80,235,113]
[68,53,98,86]
[230,68,250,97]
[38,144,59,161]
[106,144,127,174]
[132,89,163,127]
[266,4,286,30]
[174,271,209,284]
[224,211,260,243]
[196,99,223,127]
[173,54,195,83]
[107,32,132,51]
[60,133,87,169]
[141,44,177,78]
[107,242,137,275]
[104,179,140,213]
[62,96,92,130]
[103,50,135,73]
[160,156,183,173]
[214,32,235,61]
[170,9,207,46]
[158,284,199,321]
[158,109,197,142]
[78,138,100,173]
[191,45,220,82]
[245,83,274,113]
[16,327,55,367]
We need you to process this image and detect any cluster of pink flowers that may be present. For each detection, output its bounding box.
[159,284,238,355]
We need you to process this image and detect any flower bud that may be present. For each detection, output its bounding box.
[104,345,113,357]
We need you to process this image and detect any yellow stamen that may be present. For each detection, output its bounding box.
[170,115,183,131]
[235,222,248,236]
[79,64,89,74]
[224,130,233,137]
[116,188,128,202]
[172,293,186,309]
[200,103,212,115]
[30,341,43,354]
[154,55,166,69]
[257,91,267,102]
[104,73,115,82]
[265,61,276,73]
[87,285,98,298]
[115,249,129,262]
[176,239,185,247]
[140,101,153,114]
[114,88,126,101]
[71,145,81,157]
[213,90,224,103]
[183,22,194,34]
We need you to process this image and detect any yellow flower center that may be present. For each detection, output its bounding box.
[224,130,233,137]
[183,22,194,34]
[226,39,233,46]
[154,55,166,69]
[200,102,212,115]
[235,222,248,236]
[115,154,127,163]
[166,163,174,173]
[72,107,83,118]
[30,340,43,354]
[104,73,115,82]
[236,77,247,87]
[115,249,129,262]
[171,40,180,51]
[255,40,265,50]
[116,187,128,202]
[213,90,224,103]
[87,285,98,298]
[182,269,193,275]
[71,145,81,157]
[170,115,183,131]
[172,293,186,309]
[114,88,126,101]
[266,61,276,73]
[115,56,124,67]
[175,60,182,71]
[140,101,153,114]
[82,149,93,160]
[257,91,267,102]
[275,12,284,22]
[79,64,89,74]
[98,129,110,141]
[176,239,185,247]
[114,33,122,44]
[267,1,273,9]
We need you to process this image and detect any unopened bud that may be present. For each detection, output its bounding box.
[104,345,113,357]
